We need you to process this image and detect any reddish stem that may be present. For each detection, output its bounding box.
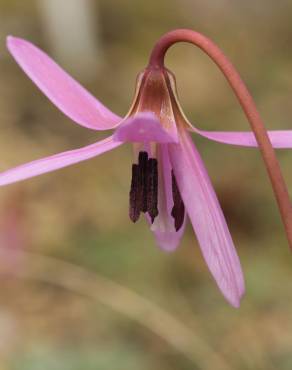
[149,29,292,250]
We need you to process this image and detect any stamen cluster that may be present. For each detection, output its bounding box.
[129,151,185,231]
[129,151,158,223]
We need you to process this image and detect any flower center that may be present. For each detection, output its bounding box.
[129,151,185,231]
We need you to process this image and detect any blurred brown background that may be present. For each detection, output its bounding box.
[0,0,292,369]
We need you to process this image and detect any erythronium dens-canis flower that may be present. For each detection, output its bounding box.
[2,29,292,307]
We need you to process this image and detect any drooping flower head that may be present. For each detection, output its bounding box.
[2,29,292,307]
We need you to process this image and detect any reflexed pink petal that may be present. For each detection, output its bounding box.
[113,112,179,143]
[0,136,122,186]
[150,145,186,251]
[169,130,245,307]
[191,125,292,148]
[7,36,121,131]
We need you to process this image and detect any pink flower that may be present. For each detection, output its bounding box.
[2,35,292,307]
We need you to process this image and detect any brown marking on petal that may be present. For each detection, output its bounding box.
[147,158,159,223]
[137,69,176,133]
[171,170,185,231]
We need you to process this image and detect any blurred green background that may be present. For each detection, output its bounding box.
[0,0,292,369]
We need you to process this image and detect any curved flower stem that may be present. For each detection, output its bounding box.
[149,28,292,250]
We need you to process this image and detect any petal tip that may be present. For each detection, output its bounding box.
[151,228,182,252]
[6,35,14,49]
[6,35,21,49]
[156,238,179,252]
[231,297,242,308]
[225,285,245,308]
[7,35,28,56]
[231,300,240,309]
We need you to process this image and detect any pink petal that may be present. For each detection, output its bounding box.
[113,112,179,143]
[0,136,122,186]
[169,130,245,307]
[191,126,292,148]
[150,145,186,251]
[7,36,121,131]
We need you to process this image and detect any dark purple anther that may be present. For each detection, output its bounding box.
[171,170,185,231]
[129,151,159,224]
[138,151,149,212]
[147,158,159,223]
[129,164,141,222]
